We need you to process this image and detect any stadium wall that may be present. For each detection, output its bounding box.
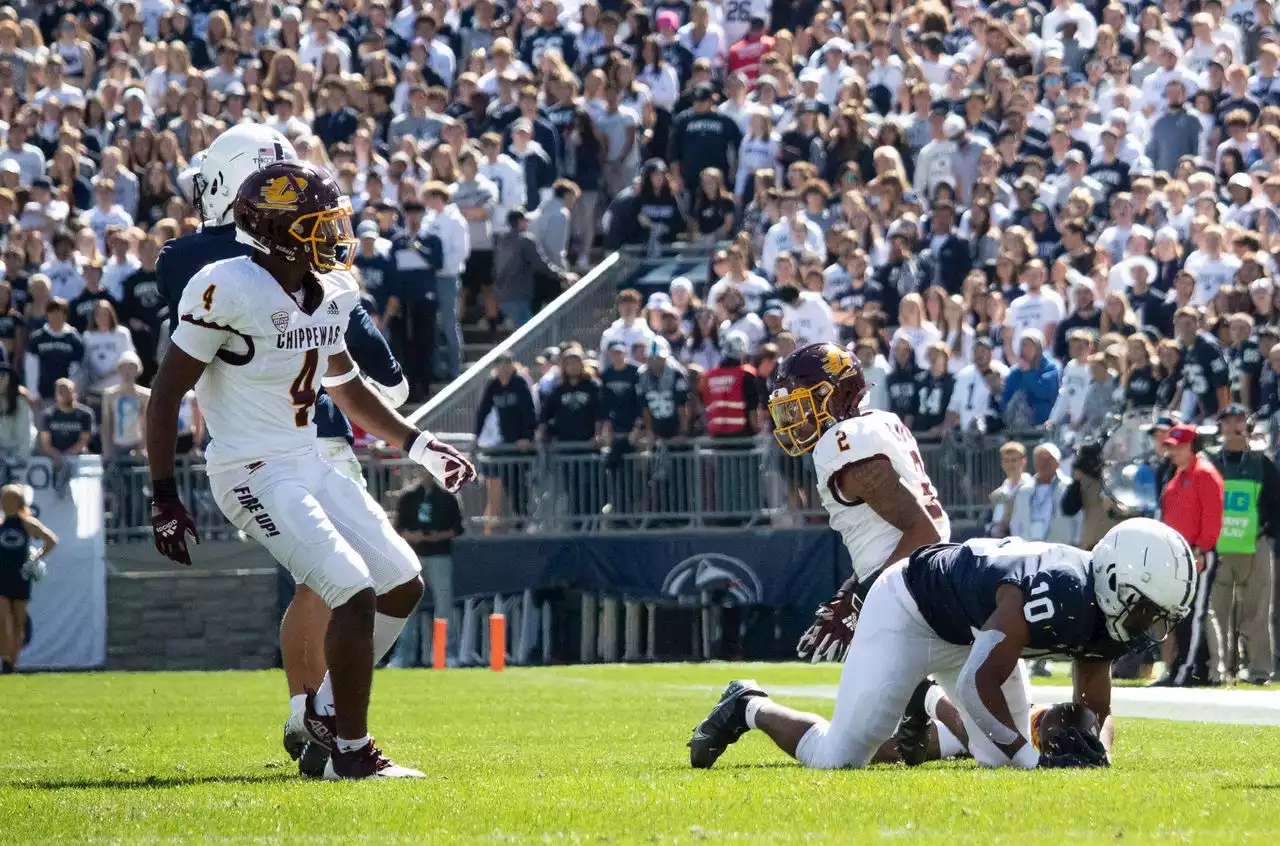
[106,543,279,671]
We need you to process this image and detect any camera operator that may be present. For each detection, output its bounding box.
[1156,423,1225,687]
[1205,405,1279,685]
[1061,428,1121,549]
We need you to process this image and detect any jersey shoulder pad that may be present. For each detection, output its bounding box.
[812,412,900,481]
[176,258,253,332]
[1017,550,1097,651]
[323,268,361,301]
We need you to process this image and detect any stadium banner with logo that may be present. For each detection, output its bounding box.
[13,457,107,670]
[452,529,849,613]
[452,524,987,612]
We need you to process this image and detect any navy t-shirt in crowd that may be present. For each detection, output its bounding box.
[542,376,602,443]
[28,325,84,399]
[638,361,689,439]
[41,402,94,452]
[600,362,642,436]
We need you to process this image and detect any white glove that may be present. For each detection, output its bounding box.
[406,431,477,493]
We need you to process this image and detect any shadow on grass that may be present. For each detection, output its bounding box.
[10,773,300,791]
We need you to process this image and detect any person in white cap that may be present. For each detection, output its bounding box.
[100,349,149,461]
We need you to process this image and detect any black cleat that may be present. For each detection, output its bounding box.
[298,741,330,779]
[688,679,766,769]
[894,679,934,766]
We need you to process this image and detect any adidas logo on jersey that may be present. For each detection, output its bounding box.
[327,301,340,315]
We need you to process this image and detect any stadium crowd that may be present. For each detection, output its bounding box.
[1,0,1280,475]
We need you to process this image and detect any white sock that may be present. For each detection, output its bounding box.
[336,734,370,753]
[924,684,946,721]
[936,722,965,758]
[310,614,410,720]
[374,612,410,664]
[314,673,335,717]
[744,696,767,729]
[290,694,306,717]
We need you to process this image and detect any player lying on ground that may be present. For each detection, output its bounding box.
[690,519,1197,770]
[161,124,410,778]
[147,160,473,780]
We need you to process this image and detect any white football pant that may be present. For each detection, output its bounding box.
[210,450,420,609]
[795,562,1032,769]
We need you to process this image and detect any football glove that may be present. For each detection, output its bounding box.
[406,431,477,493]
[151,478,199,566]
[796,587,862,663]
[1040,728,1110,768]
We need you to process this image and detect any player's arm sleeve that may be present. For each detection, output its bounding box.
[169,272,241,363]
[344,302,404,389]
[955,583,1035,765]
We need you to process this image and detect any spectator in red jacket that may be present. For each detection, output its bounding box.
[1156,424,1225,687]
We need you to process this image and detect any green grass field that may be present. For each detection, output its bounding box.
[2,664,1279,844]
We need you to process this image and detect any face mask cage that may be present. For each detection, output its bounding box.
[290,197,356,271]
[769,381,833,457]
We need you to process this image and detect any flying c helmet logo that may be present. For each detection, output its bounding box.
[259,174,308,210]
[662,553,763,604]
[822,346,853,377]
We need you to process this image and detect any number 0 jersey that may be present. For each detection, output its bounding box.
[904,538,1129,660]
[811,409,951,579]
[169,256,359,474]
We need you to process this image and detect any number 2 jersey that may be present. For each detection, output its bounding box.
[810,409,951,580]
[169,256,359,474]
[903,538,1129,661]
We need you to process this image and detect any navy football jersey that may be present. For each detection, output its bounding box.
[156,225,403,442]
[904,538,1129,661]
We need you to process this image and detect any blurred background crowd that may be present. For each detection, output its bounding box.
[4,0,1280,469]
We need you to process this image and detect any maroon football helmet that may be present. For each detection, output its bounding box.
[769,342,868,456]
[232,160,356,272]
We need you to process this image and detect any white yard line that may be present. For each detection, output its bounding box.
[752,684,1280,726]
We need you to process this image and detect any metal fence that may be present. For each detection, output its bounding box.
[406,252,630,437]
[104,432,1049,542]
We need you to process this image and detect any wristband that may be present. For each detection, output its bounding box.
[402,428,427,454]
[153,478,179,501]
[1011,742,1041,770]
[320,367,361,389]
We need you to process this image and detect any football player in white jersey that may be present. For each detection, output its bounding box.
[690,341,965,767]
[774,342,951,662]
[146,161,475,780]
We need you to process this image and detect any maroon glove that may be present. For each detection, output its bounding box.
[796,586,862,663]
[151,478,199,566]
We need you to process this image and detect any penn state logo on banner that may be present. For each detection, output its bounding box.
[662,553,762,604]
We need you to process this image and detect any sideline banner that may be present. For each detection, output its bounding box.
[452,524,987,610]
[12,457,107,670]
[453,529,849,614]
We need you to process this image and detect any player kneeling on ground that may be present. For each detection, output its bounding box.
[147,161,474,780]
[689,518,1196,770]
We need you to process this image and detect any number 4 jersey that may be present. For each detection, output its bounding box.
[170,255,359,474]
[811,408,951,579]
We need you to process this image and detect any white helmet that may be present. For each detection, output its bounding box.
[194,125,297,225]
[1091,518,1197,644]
